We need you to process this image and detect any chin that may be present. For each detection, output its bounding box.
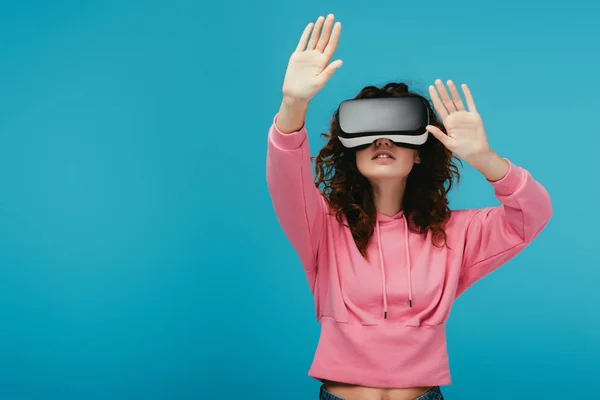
[362,169,410,181]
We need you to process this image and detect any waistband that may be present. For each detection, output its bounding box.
[319,384,443,400]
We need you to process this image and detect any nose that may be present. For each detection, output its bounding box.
[374,138,393,147]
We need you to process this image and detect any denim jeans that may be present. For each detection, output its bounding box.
[319,385,444,400]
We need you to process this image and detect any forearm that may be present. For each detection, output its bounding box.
[266,114,325,271]
[467,150,510,182]
[275,97,309,134]
[457,157,552,295]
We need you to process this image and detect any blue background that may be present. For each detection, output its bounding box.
[0,0,598,399]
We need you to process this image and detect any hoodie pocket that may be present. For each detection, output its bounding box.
[317,288,351,324]
[404,313,445,327]
[405,320,444,327]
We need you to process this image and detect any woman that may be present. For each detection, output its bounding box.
[266,14,552,400]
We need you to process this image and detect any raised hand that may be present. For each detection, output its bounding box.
[282,14,343,103]
[426,80,492,164]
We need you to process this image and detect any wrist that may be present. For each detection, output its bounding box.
[467,150,510,182]
[465,149,495,168]
[282,95,309,109]
[276,97,309,134]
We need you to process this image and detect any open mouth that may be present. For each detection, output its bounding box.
[372,150,395,160]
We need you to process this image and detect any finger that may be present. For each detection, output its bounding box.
[462,83,477,112]
[429,85,449,119]
[323,22,342,60]
[435,79,457,113]
[317,59,343,85]
[296,22,315,52]
[307,16,325,50]
[316,14,335,52]
[447,80,465,111]
[426,125,453,148]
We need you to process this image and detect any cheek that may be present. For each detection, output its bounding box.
[392,158,417,176]
[396,150,419,173]
[398,148,418,160]
[355,150,370,174]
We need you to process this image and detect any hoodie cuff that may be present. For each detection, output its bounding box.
[489,159,527,196]
[269,113,307,150]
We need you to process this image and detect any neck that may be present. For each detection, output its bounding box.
[372,178,407,217]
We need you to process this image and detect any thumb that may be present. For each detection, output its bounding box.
[427,125,452,148]
[318,59,343,85]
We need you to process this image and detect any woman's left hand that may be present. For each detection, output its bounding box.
[426,80,492,165]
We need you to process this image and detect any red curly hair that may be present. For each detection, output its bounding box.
[313,82,461,258]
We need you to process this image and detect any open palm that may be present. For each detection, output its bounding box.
[282,15,343,102]
[426,80,491,163]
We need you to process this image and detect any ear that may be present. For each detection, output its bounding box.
[414,151,421,164]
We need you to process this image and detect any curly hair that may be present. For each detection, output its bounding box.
[313,82,461,258]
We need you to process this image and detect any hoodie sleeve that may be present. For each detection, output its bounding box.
[266,114,326,289]
[455,159,552,297]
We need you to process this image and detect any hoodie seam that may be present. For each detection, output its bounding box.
[300,144,321,272]
[461,238,524,275]
[489,160,525,196]
[269,126,321,272]
[461,182,528,273]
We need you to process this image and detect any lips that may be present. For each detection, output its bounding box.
[372,150,395,160]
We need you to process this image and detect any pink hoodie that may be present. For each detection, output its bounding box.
[266,115,552,388]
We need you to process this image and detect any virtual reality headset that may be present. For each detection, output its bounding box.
[336,96,430,150]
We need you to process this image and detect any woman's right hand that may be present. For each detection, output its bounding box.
[282,14,343,103]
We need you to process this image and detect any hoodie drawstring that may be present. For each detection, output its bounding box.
[376,216,413,320]
[375,221,388,319]
[404,217,413,308]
